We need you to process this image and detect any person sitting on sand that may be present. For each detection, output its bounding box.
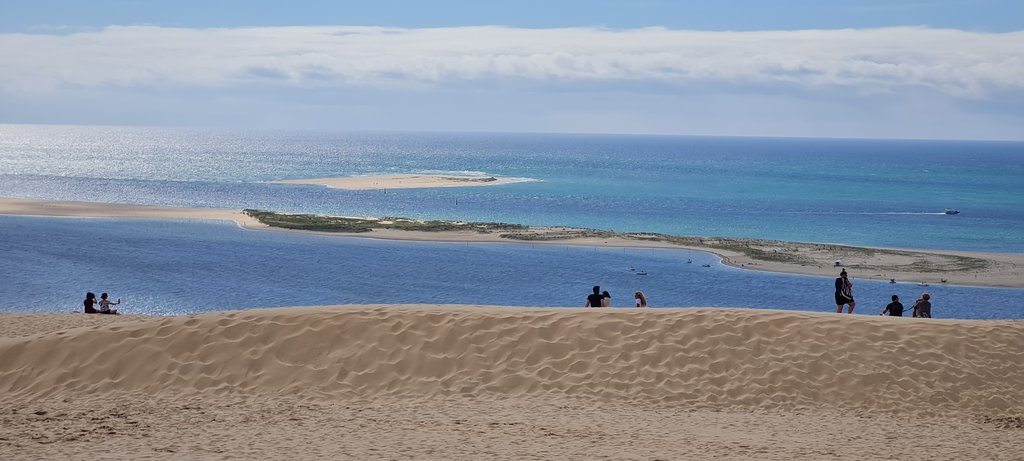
[98,292,120,315]
[634,291,647,308]
[835,270,855,314]
[880,295,904,317]
[601,291,612,307]
[912,293,932,318]
[585,286,605,308]
[83,292,98,314]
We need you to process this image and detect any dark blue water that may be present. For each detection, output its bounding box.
[2,216,1020,319]
[2,125,1022,252]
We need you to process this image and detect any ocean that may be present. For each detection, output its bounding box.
[1,125,1022,318]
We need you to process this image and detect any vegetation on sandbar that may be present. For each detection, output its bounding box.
[244,209,526,234]
[244,209,990,273]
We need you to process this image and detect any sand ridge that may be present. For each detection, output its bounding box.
[2,306,1021,416]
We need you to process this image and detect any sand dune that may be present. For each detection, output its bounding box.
[2,306,1021,416]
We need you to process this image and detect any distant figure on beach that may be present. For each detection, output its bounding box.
[585,286,605,308]
[880,295,904,317]
[835,270,855,314]
[601,291,612,307]
[83,292,98,314]
[634,291,647,308]
[98,292,120,315]
[912,293,932,318]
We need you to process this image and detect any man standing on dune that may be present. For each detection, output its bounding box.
[835,270,855,313]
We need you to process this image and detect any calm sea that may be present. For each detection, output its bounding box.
[2,124,1022,252]
[1,125,1022,318]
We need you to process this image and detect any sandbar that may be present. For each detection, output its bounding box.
[272,173,534,190]
[1,306,1021,459]
[1,197,1021,288]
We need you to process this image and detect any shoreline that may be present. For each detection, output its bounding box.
[271,173,536,190]
[2,197,1021,288]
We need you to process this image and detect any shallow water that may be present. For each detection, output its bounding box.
[2,216,1021,319]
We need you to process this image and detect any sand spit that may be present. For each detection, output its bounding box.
[272,173,533,190]
[0,198,264,228]
[1,307,1021,460]
[4,197,1021,288]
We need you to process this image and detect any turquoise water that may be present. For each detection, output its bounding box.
[2,124,1022,252]
[1,125,1022,318]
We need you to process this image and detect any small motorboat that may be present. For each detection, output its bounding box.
[701,263,712,268]
[635,271,648,276]
[944,209,960,215]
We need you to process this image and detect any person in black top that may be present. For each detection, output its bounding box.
[83,292,98,314]
[912,293,932,318]
[585,286,605,308]
[834,270,855,314]
[880,295,904,316]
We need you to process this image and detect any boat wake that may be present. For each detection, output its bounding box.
[785,211,948,216]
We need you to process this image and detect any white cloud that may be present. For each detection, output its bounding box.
[2,25,1022,98]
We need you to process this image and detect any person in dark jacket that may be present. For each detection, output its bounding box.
[585,286,605,308]
[912,293,932,318]
[834,270,855,314]
[83,292,98,314]
[880,295,904,316]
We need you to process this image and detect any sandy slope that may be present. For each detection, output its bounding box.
[2,307,1021,413]
[1,306,1021,460]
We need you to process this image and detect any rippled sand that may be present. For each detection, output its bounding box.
[1,306,1021,459]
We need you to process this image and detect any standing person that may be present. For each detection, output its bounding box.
[601,291,612,307]
[585,286,605,308]
[880,295,904,316]
[912,293,932,318]
[834,270,855,314]
[634,291,648,308]
[83,292,98,314]
[98,292,120,315]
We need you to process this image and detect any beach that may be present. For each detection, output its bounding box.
[2,197,1021,288]
[1,306,1021,460]
[272,173,533,190]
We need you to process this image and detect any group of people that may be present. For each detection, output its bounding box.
[880,293,932,318]
[834,269,934,318]
[83,292,121,315]
[585,286,647,308]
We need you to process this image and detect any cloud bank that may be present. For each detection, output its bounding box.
[2,25,1023,98]
[2,25,1023,139]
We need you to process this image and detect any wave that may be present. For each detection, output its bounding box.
[367,170,543,184]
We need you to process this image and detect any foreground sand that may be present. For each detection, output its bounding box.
[272,173,534,190]
[1,306,1021,460]
[3,197,1022,288]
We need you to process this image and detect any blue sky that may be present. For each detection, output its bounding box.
[5,0,1023,32]
[1,0,1023,139]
